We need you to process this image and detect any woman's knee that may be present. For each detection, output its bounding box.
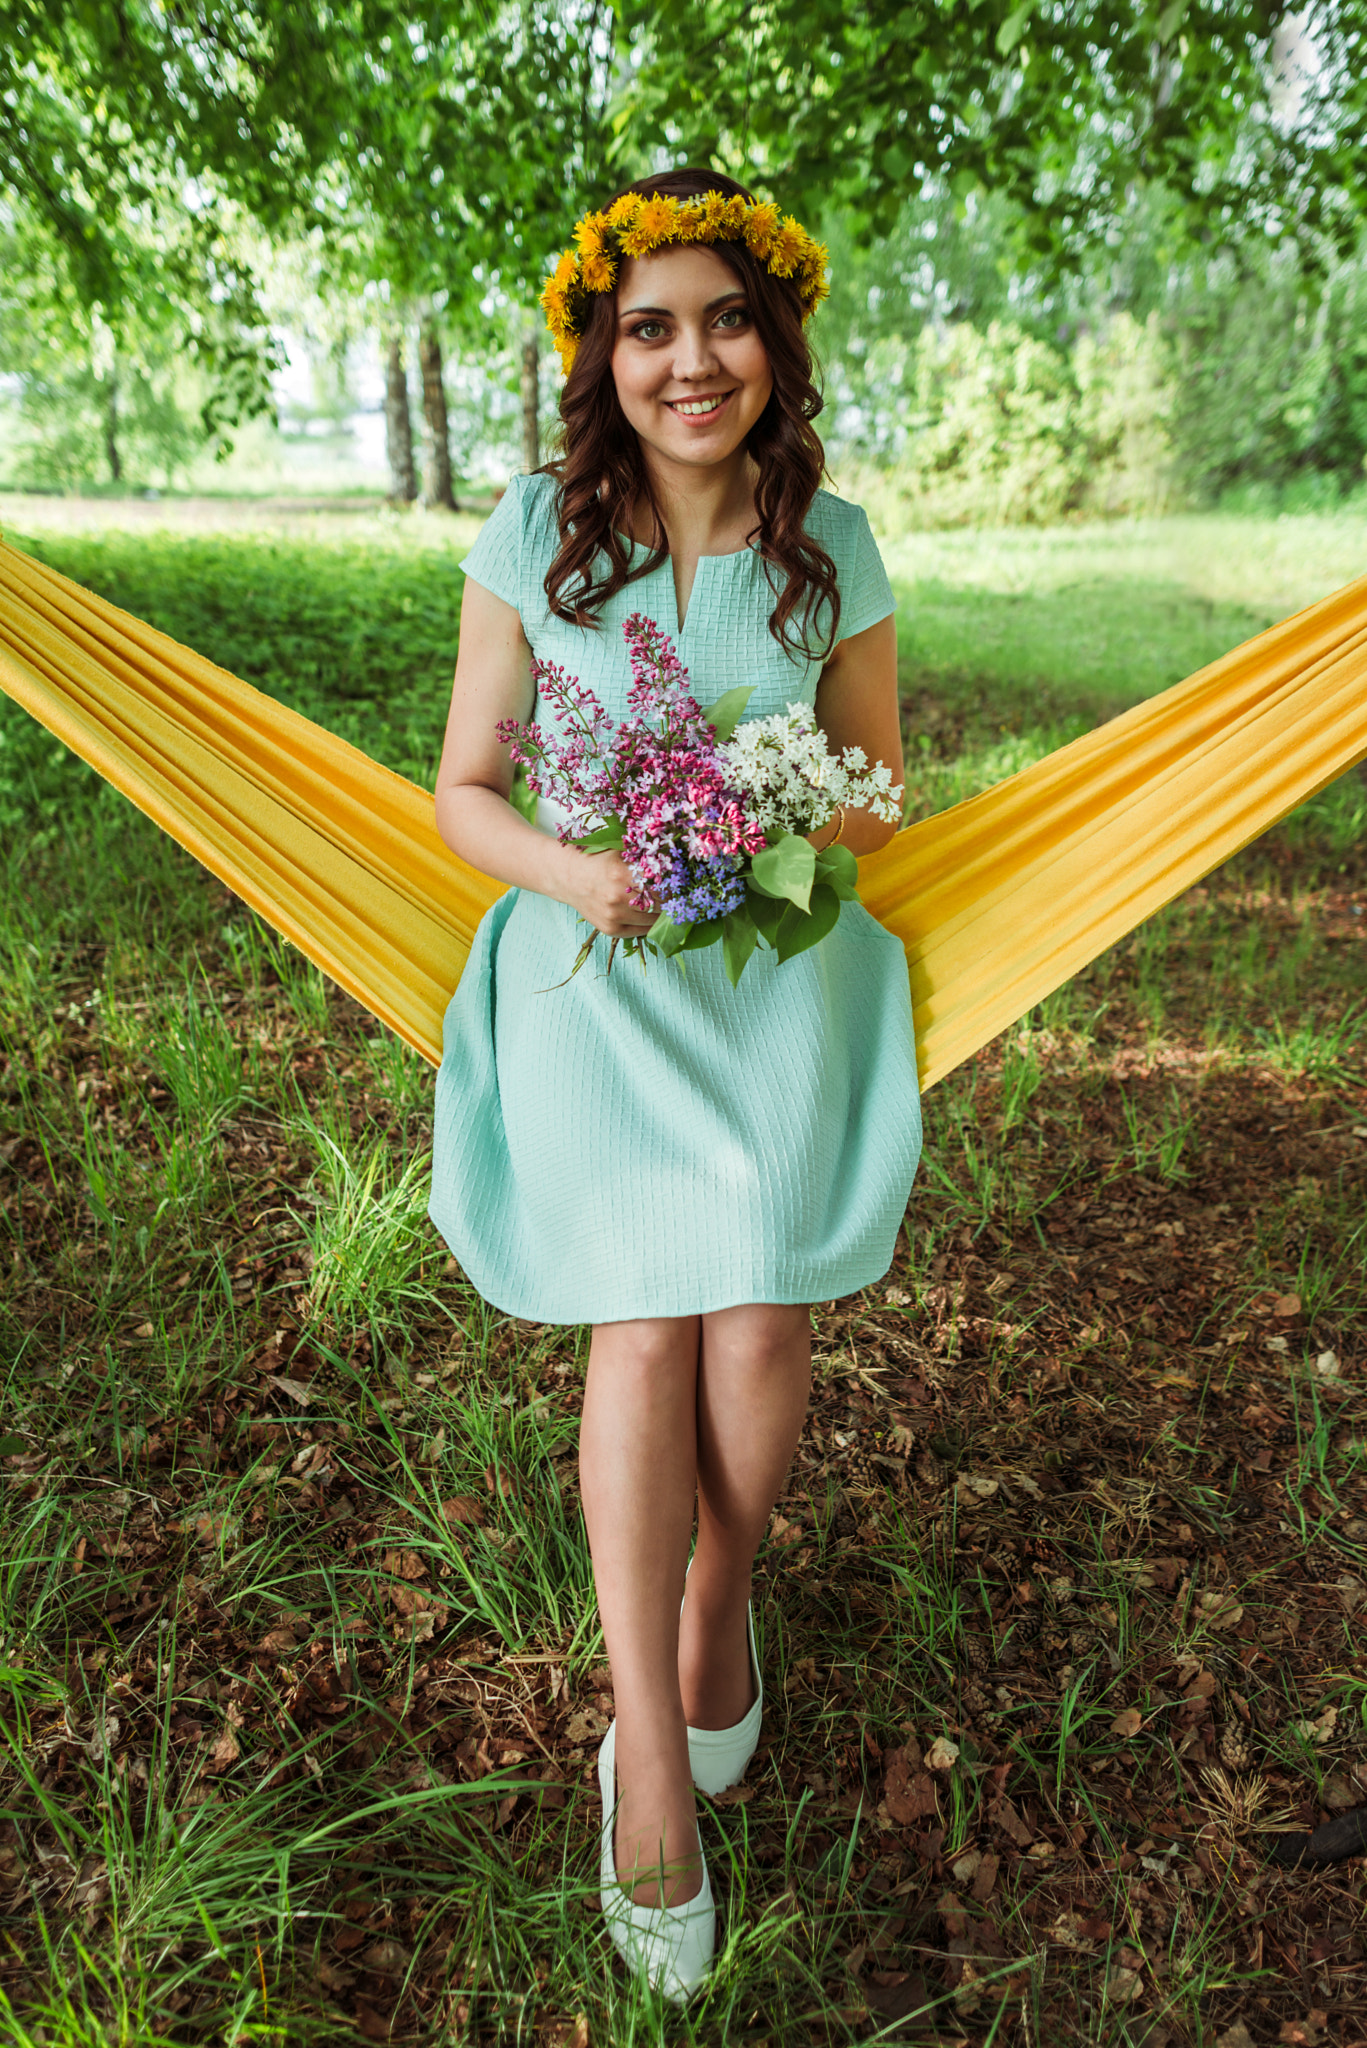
[591,1314,701,1380]
[700,1303,811,1377]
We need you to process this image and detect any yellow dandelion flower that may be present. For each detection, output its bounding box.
[768,218,806,277]
[676,198,709,243]
[581,249,614,293]
[605,193,639,230]
[720,195,748,238]
[560,334,578,375]
[742,201,780,258]
[699,190,729,235]
[575,213,607,261]
[626,194,680,254]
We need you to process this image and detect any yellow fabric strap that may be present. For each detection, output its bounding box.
[1,535,1364,1090]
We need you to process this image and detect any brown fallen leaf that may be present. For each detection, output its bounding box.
[882,1745,938,1825]
[859,1970,931,2022]
[204,1722,240,1773]
[1272,1293,1302,1318]
[971,1851,999,1903]
[995,1798,1035,1848]
[194,1512,239,1551]
[1105,1965,1142,2005]
[441,1495,485,1528]
[540,2019,590,2048]
[1111,1707,1143,1737]
[1197,1592,1244,1631]
[925,1735,959,1772]
[358,1938,411,1978]
[264,1374,315,1406]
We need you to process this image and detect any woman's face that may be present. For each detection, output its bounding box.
[610,243,773,473]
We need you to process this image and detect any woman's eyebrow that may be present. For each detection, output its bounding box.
[618,291,749,318]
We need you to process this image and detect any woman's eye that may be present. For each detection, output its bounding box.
[716,308,749,328]
[633,320,666,340]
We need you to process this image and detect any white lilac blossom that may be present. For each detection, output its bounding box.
[719,704,904,835]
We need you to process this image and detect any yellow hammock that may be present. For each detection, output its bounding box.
[1,532,1364,1090]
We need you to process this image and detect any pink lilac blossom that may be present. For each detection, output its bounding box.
[497,614,763,926]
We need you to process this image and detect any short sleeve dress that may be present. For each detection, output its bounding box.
[428,473,922,1325]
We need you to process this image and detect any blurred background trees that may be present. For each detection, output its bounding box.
[3,0,1367,518]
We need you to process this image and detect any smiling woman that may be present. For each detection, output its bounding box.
[544,175,841,659]
[427,167,920,2003]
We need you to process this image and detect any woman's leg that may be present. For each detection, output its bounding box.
[578,1314,703,1907]
[679,1303,812,1729]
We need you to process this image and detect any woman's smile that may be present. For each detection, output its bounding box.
[664,390,736,421]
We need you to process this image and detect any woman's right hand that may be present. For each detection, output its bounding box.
[561,848,657,937]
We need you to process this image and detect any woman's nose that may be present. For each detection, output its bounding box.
[670,323,720,380]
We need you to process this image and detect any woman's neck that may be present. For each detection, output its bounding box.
[630,448,758,558]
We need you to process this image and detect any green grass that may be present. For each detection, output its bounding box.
[1,511,1365,2044]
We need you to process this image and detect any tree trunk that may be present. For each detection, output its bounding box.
[103,370,122,483]
[520,333,540,472]
[418,321,457,510]
[384,332,417,503]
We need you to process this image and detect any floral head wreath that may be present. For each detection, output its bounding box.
[541,189,829,375]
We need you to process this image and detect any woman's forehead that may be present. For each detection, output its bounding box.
[616,244,743,315]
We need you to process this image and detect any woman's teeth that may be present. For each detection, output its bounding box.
[670,395,728,416]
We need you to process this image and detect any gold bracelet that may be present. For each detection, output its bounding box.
[826,804,847,850]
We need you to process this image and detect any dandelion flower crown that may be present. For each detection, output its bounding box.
[541,188,829,375]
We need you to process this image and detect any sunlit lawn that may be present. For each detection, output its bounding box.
[1,503,1364,2045]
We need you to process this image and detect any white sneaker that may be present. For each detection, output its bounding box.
[597,1719,715,2002]
[682,1582,764,1797]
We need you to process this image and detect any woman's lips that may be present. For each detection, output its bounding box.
[663,390,737,423]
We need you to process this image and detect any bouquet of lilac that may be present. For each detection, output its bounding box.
[497,613,903,987]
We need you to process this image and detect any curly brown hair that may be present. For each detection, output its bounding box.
[542,169,840,659]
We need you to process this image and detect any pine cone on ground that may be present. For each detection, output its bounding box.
[1219,1721,1252,1770]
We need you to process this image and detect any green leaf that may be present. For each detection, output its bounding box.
[722,911,760,986]
[647,911,691,956]
[683,917,724,951]
[574,817,624,853]
[0,1435,25,1458]
[749,833,817,910]
[745,884,785,947]
[814,841,860,900]
[774,883,841,963]
[996,2,1035,55]
[700,685,754,743]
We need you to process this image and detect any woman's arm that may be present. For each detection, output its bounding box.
[810,612,905,856]
[433,578,655,937]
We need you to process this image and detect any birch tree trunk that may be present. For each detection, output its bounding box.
[418,321,457,509]
[384,331,417,503]
[520,333,540,472]
[103,370,122,483]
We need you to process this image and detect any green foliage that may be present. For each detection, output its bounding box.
[621,2,1367,262]
[842,315,1174,529]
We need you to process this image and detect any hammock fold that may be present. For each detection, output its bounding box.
[1,533,1364,1090]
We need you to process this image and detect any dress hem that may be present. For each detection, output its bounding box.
[428,1205,903,1327]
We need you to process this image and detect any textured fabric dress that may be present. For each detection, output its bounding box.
[428,473,922,1324]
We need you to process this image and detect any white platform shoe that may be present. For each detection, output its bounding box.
[597,1719,716,2002]
[683,1576,764,1797]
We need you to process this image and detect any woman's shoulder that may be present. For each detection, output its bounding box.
[804,487,876,551]
[805,489,896,640]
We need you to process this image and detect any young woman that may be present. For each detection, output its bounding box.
[429,169,922,2000]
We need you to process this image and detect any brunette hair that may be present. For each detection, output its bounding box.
[542,169,840,658]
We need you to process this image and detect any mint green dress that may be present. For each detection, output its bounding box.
[428,474,921,1324]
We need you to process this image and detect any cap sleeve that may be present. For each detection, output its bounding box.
[837,504,897,643]
[457,475,529,613]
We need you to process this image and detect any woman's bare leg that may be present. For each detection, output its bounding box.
[578,1314,703,1907]
[679,1303,812,1729]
